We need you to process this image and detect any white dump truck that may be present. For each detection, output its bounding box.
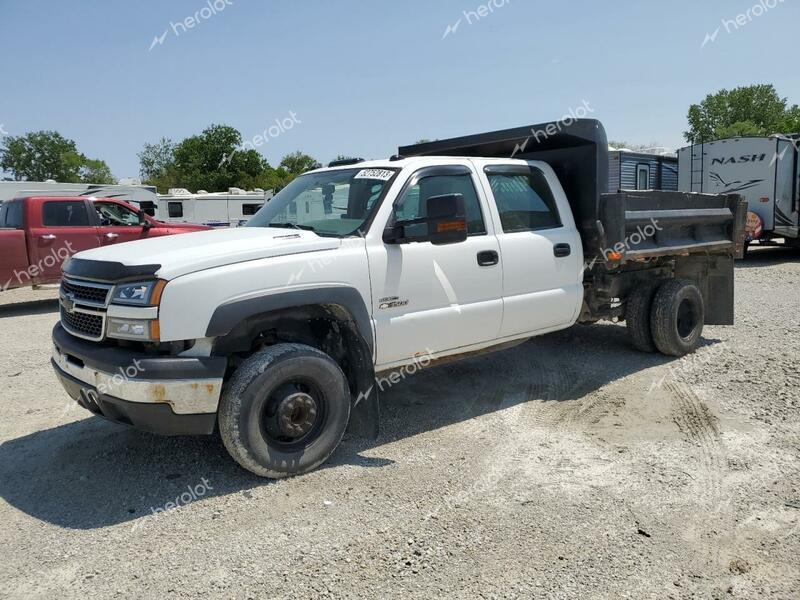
[51,119,745,477]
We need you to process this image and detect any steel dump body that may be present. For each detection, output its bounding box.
[399,119,746,264]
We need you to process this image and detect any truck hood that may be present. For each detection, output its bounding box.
[72,227,342,280]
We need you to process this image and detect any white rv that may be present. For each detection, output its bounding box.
[678,135,800,244]
[0,180,158,206]
[151,188,274,228]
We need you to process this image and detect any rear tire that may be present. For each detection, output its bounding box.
[626,282,660,353]
[218,343,351,478]
[650,280,705,357]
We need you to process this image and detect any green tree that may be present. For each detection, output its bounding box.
[1,131,82,181]
[608,140,666,152]
[79,158,116,184]
[280,151,319,175]
[169,124,268,192]
[137,126,324,193]
[685,84,799,143]
[138,137,176,189]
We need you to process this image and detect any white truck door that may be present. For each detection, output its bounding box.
[477,162,583,338]
[367,165,503,367]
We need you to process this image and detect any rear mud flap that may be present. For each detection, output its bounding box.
[675,255,735,326]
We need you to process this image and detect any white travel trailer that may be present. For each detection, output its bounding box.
[0,180,158,206]
[678,135,800,244]
[147,188,274,227]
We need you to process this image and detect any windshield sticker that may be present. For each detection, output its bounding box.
[354,169,394,181]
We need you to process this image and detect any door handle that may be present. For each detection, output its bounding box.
[104,233,119,240]
[553,243,571,258]
[41,234,57,241]
[477,250,499,266]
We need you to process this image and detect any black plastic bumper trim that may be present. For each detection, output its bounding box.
[52,324,227,381]
[53,361,216,436]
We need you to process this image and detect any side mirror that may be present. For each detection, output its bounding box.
[383,193,467,245]
[138,210,152,229]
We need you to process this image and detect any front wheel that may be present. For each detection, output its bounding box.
[650,280,705,357]
[218,343,351,478]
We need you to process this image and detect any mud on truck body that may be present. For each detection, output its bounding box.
[51,119,746,477]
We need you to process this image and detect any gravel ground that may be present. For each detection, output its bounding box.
[0,248,798,599]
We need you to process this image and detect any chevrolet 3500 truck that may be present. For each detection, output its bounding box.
[51,119,746,478]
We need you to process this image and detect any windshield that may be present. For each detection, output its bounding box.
[246,167,398,236]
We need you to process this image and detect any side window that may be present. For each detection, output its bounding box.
[637,164,650,190]
[486,167,562,233]
[42,201,90,227]
[0,201,22,228]
[393,173,486,235]
[95,202,141,226]
[168,202,184,218]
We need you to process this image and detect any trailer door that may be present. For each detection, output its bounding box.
[774,139,799,237]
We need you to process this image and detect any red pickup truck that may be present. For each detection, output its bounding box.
[0,196,210,291]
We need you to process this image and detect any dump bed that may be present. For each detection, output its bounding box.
[400,119,746,263]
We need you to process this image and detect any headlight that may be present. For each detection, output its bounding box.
[111,280,166,306]
[107,317,160,341]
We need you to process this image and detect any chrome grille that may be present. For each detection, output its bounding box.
[60,278,112,341]
[60,279,112,307]
[60,305,105,341]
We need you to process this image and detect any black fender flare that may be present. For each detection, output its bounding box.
[206,286,379,438]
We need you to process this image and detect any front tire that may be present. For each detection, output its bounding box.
[218,343,351,478]
[650,280,705,357]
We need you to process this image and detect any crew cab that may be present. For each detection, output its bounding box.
[50,119,746,478]
[0,196,210,291]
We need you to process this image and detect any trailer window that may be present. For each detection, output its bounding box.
[486,167,561,232]
[42,201,90,227]
[168,202,184,218]
[637,164,650,190]
[242,203,263,216]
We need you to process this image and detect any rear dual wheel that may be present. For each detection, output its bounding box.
[627,279,705,357]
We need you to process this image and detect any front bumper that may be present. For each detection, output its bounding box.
[51,324,227,436]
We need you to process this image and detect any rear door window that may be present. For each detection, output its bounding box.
[485,166,562,232]
[0,201,23,228]
[42,201,91,227]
